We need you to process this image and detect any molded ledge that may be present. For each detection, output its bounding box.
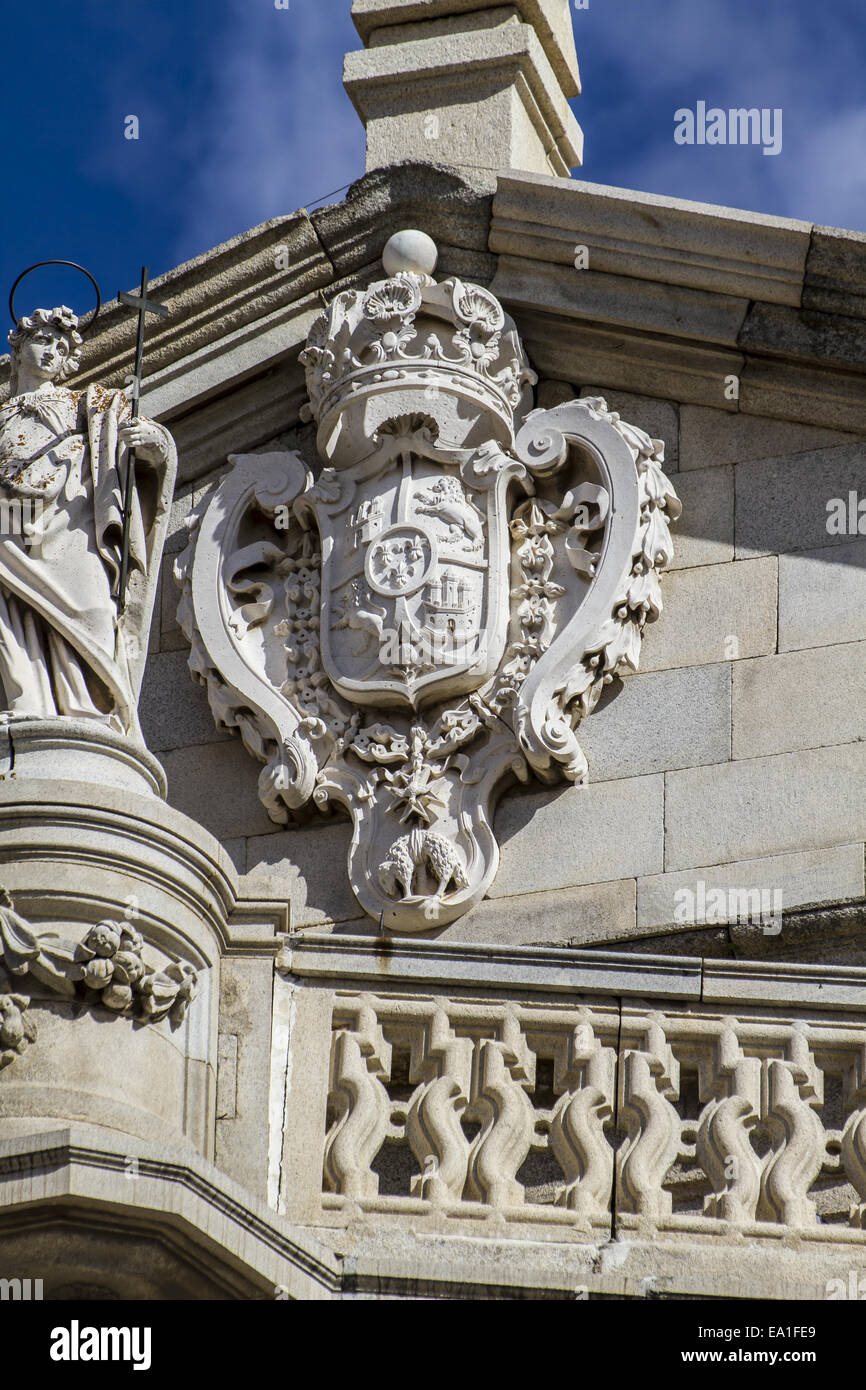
[282,933,703,998]
[283,932,866,1013]
[0,1125,340,1300]
[351,0,582,97]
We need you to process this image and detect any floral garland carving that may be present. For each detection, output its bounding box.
[0,887,198,1069]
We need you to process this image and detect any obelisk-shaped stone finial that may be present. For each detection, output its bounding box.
[344,0,583,179]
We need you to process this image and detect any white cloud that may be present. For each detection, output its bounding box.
[789,107,866,229]
[173,0,365,261]
[578,0,866,231]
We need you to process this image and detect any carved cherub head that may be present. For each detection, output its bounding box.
[8,306,83,395]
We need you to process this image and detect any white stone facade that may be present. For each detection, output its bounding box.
[0,0,864,1301]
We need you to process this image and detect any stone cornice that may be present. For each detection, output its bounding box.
[283,932,866,1012]
[224,895,291,955]
[282,934,702,999]
[605,897,866,965]
[0,165,498,488]
[703,957,866,1012]
[0,1124,341,1299]
[0,213,331,403]
[491,172,812,305]
[489,171,866,429]
[0,778,289,959]
[4,163,866,488]
[350,0,582,96]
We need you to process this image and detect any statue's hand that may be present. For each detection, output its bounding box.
[119,418,168,464]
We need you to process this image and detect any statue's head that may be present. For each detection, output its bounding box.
[8,306,83,394]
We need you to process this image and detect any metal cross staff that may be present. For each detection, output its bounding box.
[116,266,169,611]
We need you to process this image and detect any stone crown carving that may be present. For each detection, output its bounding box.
[300,233,536,465]
[177,231,680,933]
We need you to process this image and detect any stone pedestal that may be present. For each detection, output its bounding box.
[0,727,237,1159]
[344,0,583,177]
[0,717,166,797]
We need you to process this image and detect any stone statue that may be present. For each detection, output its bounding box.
[0,305,176,740]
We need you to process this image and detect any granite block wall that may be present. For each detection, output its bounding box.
[138,390,866,955]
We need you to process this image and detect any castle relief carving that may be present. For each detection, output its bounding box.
[178,231,680,931]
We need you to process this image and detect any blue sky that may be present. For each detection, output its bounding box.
[3,0,865,324]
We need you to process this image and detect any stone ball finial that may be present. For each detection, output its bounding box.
[382,230,438,279]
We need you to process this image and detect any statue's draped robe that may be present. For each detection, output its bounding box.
[0,384,176,739]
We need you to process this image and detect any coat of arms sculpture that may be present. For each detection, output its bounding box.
[177,231,680,932]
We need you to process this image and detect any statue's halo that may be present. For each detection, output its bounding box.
[8,260,102,335]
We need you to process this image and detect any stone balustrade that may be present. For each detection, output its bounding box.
[275,935,866,1286]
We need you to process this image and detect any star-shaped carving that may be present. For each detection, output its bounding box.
[385,757,446,825]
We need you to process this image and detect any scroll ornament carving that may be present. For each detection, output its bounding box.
[323,1001,391,1199]
[464,1028,535,1208]
[0,885,198,1067]
[406,1071,471,1202]
[548,1020,616,1219]
[404,1008,473,1203]
[757,1037,825,1227]
[617,1021,682,1220]
[178,231,680,931]
[696,1025,762,1224]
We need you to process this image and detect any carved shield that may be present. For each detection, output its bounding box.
[177,235,680,934]
[305,445,522,710]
